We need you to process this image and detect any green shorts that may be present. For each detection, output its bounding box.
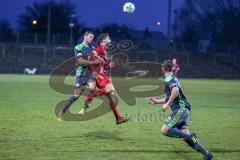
[75,74,94,89]
[164,109,189,129]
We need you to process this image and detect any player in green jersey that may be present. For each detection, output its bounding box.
[147,60,213,160]
[58,31,101,121]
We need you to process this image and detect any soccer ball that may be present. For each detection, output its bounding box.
[123,2,135,14]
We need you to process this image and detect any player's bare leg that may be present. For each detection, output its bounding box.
[88,79,96,91]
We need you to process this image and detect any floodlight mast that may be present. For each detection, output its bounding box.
[47,0,51,44]
[167,0,172,39]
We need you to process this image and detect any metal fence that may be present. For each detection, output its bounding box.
[1,32,240,55]
[127,50,239,67]
[173,42,240,55]
[0,43,238,68]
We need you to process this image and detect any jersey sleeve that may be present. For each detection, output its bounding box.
[167,78,178,90]
[176,64,180,70]
[74,44,83,58]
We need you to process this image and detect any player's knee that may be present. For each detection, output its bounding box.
[89,85,96,91]
[105,88,112,93]
[105,84,114,93]
[181,128,189,135]
[105,87,110,93]
[161,126,169,135]
[88,82,96,91]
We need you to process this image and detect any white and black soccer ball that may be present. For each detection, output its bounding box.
[123,2,135,14]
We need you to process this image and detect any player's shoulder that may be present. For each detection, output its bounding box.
[164,74,174,82]
[74,43,84,51]
[94,45,102,50]
[94,45,104,54]
[165,75,179,86]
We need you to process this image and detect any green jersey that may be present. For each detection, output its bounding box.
[164,75,191,112]
[74,43,94,77]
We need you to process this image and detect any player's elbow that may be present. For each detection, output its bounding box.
[77,59,85,65]
[78,62,84,65]
[79,60,91,65]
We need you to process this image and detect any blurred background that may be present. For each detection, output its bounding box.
[0,0,240,79]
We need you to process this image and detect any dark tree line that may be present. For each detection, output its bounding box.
[0,19,14,41]
[1,0,133,43]
[175,0,240,45]
[18,0,83,41]
[4,0,240,46]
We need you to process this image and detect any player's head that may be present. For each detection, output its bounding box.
[98,33,111,46]
[172,58,177,65]
[83,31,94,44]
[161,60,172,74]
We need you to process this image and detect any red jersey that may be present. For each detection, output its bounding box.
[89,45,110,75]
[172,64,180,77]
[89,45,111,89]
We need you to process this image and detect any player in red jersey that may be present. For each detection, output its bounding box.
[79,33,129,125]
[172,58,180,77]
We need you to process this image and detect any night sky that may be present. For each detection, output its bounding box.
[0,0,184,34]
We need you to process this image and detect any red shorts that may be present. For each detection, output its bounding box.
[95,73,110,89]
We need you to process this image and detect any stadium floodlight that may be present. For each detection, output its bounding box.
[32,20,37,25]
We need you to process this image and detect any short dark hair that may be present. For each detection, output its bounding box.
[161,60,172,72]
[98,33,109,43]
[84,31,94,36]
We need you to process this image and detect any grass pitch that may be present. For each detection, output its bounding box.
[0,74,240,160]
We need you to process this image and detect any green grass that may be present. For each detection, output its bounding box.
[0,74,240,160]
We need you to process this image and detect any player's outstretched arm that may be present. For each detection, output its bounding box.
[77,57,101,65]
[147,97,166,105]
